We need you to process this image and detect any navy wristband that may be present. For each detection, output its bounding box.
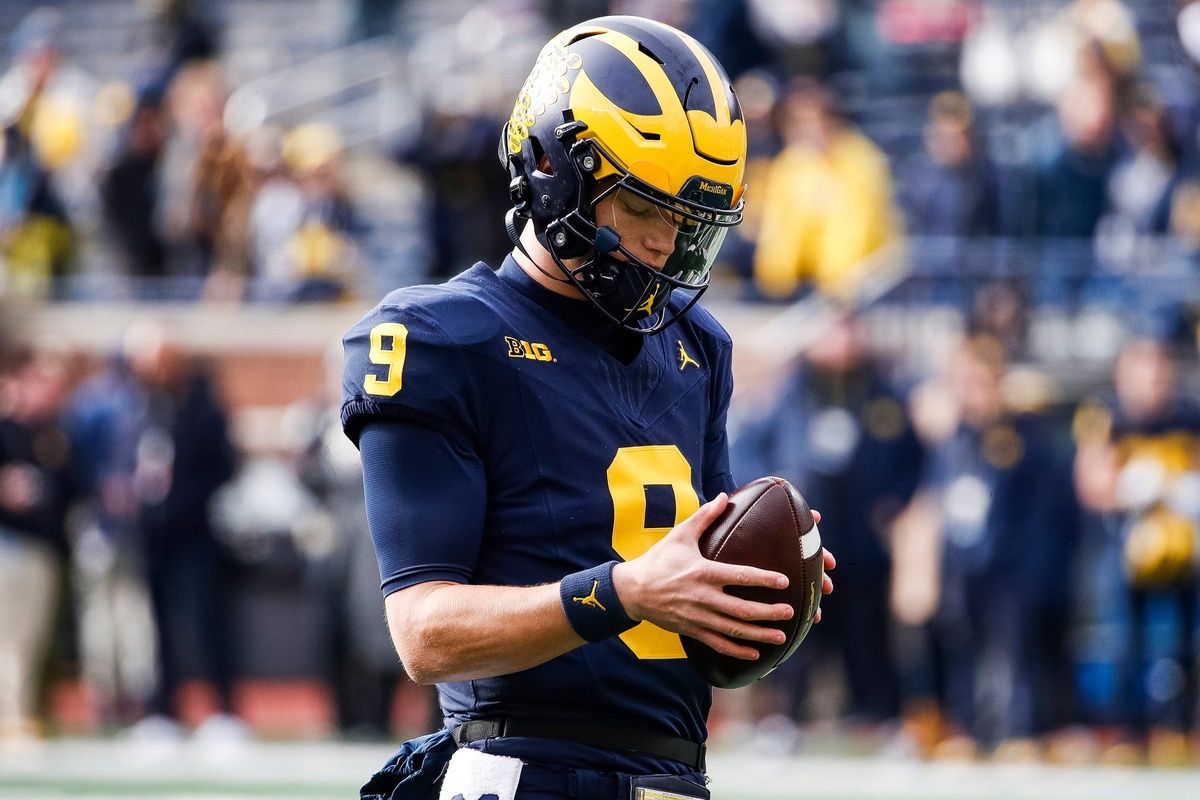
[560,561,638,642]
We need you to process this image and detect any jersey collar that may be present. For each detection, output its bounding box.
[496,254,643,364]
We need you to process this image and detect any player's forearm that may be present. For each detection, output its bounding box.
[388,582,584,684]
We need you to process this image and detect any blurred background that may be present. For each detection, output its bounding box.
[1,0,1200,795]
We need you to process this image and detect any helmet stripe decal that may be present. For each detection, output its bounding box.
[572,37,662,116]
[677,34,730,127]
[598,17,718,119]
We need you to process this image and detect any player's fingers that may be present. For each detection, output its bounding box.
[694,609,787,646]
[673,493,728,541]
[812,509,822,525]
[822,574,833,595]
[814,607,823,624]
[822,548,837,571]
[690,628,760,661]
[709,562,789,590]
[710,593,793,623]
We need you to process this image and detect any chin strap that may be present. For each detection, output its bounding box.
[505,208,572,285]
[503,203,697,337]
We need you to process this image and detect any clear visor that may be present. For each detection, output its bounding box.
[595,181,736,289]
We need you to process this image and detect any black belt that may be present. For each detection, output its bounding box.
[452,717,706,771]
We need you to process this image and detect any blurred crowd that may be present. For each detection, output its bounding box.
[0,324,414,744]
[0,0,1198,314]
[0,1,364,302]
[729,313,1199,766]
[0,0,1200,770]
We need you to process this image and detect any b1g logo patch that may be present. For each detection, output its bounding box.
[505,336,554,362]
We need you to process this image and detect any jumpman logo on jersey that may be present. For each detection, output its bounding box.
[677,340,700,371]
[573,580,607,611]
[624,287,658,316]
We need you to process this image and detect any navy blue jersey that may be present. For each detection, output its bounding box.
[341,256,736,770]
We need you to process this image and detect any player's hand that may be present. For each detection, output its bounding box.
[612,493,795,662]
[814,520,835,624]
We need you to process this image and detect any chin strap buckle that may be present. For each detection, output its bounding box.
[508,176,530,212]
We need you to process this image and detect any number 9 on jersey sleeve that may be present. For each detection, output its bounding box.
[364,322,409,397]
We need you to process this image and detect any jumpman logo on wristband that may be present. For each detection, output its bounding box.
[573,580,607,611]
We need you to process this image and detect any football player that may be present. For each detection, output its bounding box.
[342,16,835,800]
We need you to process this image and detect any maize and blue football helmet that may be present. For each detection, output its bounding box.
[500,16,747,334]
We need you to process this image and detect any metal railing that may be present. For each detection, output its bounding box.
[879,235,1200,310]
[222,3,549,151]
[224,35,418,150]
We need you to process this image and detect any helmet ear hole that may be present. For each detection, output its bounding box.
[530,136,553,176]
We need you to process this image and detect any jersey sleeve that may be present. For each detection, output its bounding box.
[341,300,478,450]
[359,419,486,594]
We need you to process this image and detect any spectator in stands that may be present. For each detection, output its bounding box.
[63,355,158,729]
[0,124,73,299]
[142,0,221,97]
[894,91,1003,307]
[1072,336,1199,765]
[157,62,253,291]
[897,91,998,238]
[733,310,922,729]
[1030,77,1121,239]
[0,344,76,742]
[246,123,362,302]
[101,97,168,281]
[0,7,100,226]
[683,0,775,80]
[718,70,781,292]
[909,336,1078,756]
[1101,84,1180,241]
[1023,76,1122,305]
[753,78,900,301]
[123,320,242,740]
[741,0,864,83]
[395,104,512,281]
[1014,0,1141,106]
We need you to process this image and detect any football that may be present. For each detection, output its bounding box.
[683,477,823,689]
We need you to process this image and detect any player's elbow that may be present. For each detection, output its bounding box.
[394,623,457,685]
[386,619,434,684]
[396,647,441,686]
[385,583,458,685]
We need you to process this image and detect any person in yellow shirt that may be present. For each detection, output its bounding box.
[0,8,95,298]
[753,79,900,300]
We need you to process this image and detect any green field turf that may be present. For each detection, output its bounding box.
[1,740,1198,799]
